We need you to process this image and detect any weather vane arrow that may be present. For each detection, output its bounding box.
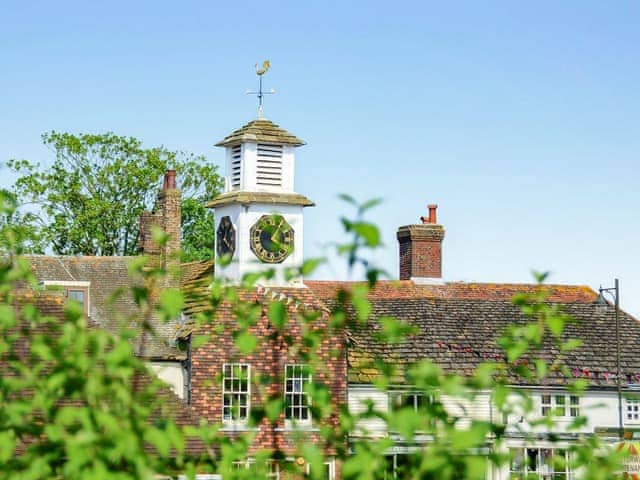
[246,60,275,118]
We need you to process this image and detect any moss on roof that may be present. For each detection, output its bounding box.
[215,118,305,147]
[305,280,598,303]
[23,255,184,360]
[206,191,315,208]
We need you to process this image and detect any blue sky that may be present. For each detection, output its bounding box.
[1,1,638,316]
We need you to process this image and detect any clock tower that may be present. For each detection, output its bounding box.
[209,117,314,286]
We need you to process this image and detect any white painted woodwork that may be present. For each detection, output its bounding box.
[214,202,305,287]
[224,142,296,193]
[149,361,185,399]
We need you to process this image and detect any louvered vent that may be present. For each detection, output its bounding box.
[231,145,242,189]
[257,143,283,187]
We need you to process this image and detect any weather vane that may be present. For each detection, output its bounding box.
[246,60,275,118]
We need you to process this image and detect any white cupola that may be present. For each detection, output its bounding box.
[208,118,314,287]
[215,118,305,193]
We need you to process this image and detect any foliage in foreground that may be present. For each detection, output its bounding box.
[4,132,223,260]
[0,196,628,479]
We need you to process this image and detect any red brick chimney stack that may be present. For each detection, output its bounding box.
[397,204,445,282]
[139,170,182,275]
[157,170,181,266]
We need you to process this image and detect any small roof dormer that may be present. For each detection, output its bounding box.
[216,118,305,194]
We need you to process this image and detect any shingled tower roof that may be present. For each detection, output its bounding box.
[215,118,305,147]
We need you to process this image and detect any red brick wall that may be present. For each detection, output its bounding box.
[190,290,347,462]
[397,224,445,280]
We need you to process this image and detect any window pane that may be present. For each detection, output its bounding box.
[510,448,525,474]
[68,289,85,303]
[284,364,311,421]
[222,364,250,422]
[526,448,539,472]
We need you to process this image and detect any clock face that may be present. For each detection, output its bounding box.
[216,216,236,259]
[250,214,294,264]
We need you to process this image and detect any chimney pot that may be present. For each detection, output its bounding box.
[164,169,177,190]
[427,204,438,224]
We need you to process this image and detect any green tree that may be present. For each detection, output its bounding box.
[0,189,46,254]
[6,132,223,260]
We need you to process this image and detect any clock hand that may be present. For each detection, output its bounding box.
[270,220,284,244]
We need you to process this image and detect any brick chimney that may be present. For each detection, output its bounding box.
[139,170,181,272]
[397,204,445,282]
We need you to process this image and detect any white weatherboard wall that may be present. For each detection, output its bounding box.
[349,384,628,480]
[348,384,493,436]
[504,388,622,434]
[225,142,296,193]
[348,385,388,436]
[149,361,185,399]
[349,385,625,436]
[215,202,305,287]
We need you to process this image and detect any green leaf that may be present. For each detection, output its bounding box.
[235,331,258,354]
[338,193,357,205]
[299,257,325,276]
[376,316,416,344]
[268,301,287,330]
[158,288,184,321]
[561,338,583,352]
[265,398,284,422]
[359,197,383,212]
[534,358,548,378]
[350,221,381,247]
[546,314,565,336]
[190,333,210,349]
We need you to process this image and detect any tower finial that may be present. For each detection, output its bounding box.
[246,60,275,118]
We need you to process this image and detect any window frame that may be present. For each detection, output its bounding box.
[284,364,312,424]
[222,363,251,424]
[232,459,279,479]
[509,447,574,479]
[541,394,580,418]
[305,459,335,480]
[389,391,429,412]
[42,281,90,316]
[626,397,640,424]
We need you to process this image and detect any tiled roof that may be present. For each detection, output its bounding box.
[5,291,207,456]
[181,260,214,318]
[307,280,639,386]
[215,118,305,147]
[183,277,623,387]
[22,255,183,360]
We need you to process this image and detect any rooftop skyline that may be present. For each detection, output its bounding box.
[1,1,638,316]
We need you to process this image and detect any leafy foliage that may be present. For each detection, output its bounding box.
[5,132,223,260]
[0,195,629,479]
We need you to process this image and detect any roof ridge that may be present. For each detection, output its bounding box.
[23,254,137,261]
